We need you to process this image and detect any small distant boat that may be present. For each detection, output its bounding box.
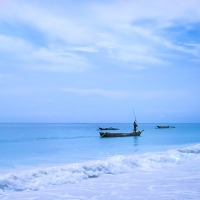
[98,127,119,130]
[100,130,144,138]
[156,125,175,129]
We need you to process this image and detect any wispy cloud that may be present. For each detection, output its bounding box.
[0,34,91,72]
[1,0,200,73]
[29,47,91,72]
[71,46,98,53]
[0,34,33,54]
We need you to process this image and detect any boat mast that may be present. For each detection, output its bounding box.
[132,108,137,121]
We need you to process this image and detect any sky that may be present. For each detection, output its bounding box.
[0,0,200,123]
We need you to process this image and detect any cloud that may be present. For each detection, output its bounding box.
[1,0,200,74]
[0,2,98,72]
[0,34,33,54]
[0,33,91,72]
[71,46,98,53]
[91,0,200,59]
[92,0,200,22]
[29,47,91,72]
[0,1,95,44]
[116,50,167,65]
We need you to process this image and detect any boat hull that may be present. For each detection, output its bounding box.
[156,126,175,128]
[100,130,143,138]
[99,127,119,130]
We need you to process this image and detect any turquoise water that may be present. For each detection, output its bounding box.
[0,123,200,199]
[0,123,200,168]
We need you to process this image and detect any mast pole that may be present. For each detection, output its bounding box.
[132,108,137,121]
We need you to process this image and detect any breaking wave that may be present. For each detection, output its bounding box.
[1,144,200,192]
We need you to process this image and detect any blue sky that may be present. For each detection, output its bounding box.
[0,0,200,123]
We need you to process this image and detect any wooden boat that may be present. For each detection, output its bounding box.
[99,127,119,130]
[156,125,175,129]
[99,109,144,138]
[100,130,144,138]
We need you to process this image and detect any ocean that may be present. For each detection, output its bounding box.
[0,123,200,199]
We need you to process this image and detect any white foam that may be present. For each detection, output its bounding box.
[1,144,200,192]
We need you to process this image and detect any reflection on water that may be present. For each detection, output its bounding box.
[133,136,139,146]
[132,136,140,153]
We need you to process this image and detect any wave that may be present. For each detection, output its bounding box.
[1,144,200,192]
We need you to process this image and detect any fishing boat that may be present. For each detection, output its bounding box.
[98,127,119,130]
[99,109,144,138]
[99,130,144,138]
[156,125,175,129]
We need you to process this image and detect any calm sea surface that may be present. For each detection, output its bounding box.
[0,123,200,199]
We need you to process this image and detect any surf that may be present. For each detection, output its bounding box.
[1,143,200,192]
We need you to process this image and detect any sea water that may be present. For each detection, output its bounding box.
[0,123,200,199]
